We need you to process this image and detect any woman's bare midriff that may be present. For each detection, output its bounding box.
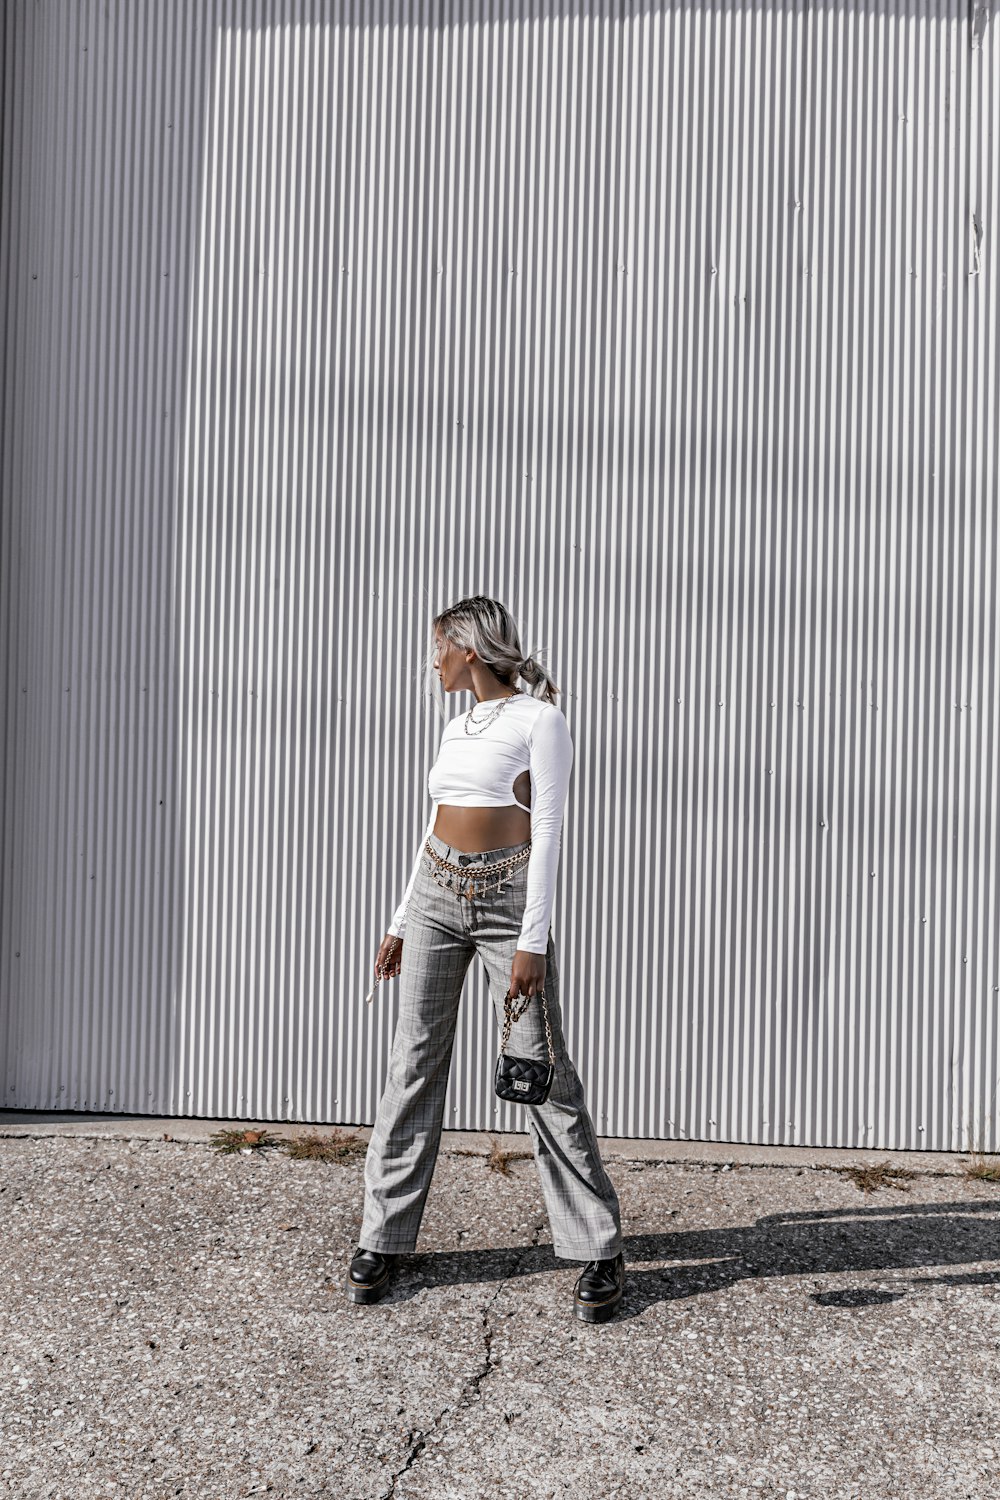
[433,770,532,852]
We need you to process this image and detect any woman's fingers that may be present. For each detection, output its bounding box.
[376,936,403,980]
[509,960,546,999]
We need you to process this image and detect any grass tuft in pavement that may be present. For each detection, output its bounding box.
[208,1126,283,1155]
[281,1128,367,1163]
[485,1134,532,1176]
[832,1160,916,1194]
[963,1152,1000,1182]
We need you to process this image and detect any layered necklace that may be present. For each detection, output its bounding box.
[463,688,521,735]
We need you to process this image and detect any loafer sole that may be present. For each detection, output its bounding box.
[573,1284,624,1323]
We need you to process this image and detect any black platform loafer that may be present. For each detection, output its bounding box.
[347,1246,394,1304]
[573,1250,625,1323]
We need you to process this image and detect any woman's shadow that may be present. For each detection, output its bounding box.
[383,1198,1000,1320]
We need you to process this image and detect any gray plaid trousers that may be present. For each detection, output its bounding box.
[360,831,623,1261]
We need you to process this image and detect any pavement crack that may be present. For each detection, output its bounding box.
[461,1233,545,1413]
[381,1249,532,1497]
[381,1424,434,1500]
[465,1263,510,1401]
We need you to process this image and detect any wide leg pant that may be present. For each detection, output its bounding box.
[360,830,623,1261]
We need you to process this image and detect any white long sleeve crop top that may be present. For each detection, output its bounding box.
[386,694,574,953]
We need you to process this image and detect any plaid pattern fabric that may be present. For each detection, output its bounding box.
[360,832,623,1261]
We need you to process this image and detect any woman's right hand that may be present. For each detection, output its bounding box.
[375,933,403,982]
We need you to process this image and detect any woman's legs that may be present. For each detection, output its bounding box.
[359,875,476,1254]
[360,833,622,1263]
[468,852,623,1262]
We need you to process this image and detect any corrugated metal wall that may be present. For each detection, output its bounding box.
[1,0,997,1149]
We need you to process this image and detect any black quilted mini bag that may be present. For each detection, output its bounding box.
[494,988,556,1105]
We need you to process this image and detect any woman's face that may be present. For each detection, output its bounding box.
[432,630,464,690]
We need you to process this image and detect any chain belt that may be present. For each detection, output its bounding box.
[364,840,534,1004]
[423,839,532,902]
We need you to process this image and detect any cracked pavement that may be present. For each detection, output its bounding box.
[381,1223,544,1500]
[0,1124,998,1499]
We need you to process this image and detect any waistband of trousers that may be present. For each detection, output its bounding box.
[425,830,532,866]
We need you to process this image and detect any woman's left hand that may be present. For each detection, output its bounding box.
[509,950,547,999]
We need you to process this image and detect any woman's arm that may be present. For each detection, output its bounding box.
[386,800,438,940]
[516,705,574,953]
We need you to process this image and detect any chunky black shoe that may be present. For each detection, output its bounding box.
[346,1246,395,1304]
[573,1250,625,1323]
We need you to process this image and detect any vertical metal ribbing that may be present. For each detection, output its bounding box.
[0,0,996,1149]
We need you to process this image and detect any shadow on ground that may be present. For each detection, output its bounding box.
[385,1197,1000,1321]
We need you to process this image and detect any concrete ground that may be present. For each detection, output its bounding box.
[0,1112,997,1500]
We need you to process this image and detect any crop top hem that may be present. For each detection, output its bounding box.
[437,798,533,815]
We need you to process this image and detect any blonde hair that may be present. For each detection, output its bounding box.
[421,595,562,717]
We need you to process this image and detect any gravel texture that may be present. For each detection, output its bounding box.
[0,1121,997,1499]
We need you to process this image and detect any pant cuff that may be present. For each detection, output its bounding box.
[551,1239,624,1262]
[358,1234,418,1254]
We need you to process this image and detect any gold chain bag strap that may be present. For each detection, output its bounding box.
[364,933,401,1005]
[494,987,556,1105]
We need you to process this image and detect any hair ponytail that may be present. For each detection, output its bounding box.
[516,650,559,700]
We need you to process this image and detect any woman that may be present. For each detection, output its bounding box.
[349,595,625,1323]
